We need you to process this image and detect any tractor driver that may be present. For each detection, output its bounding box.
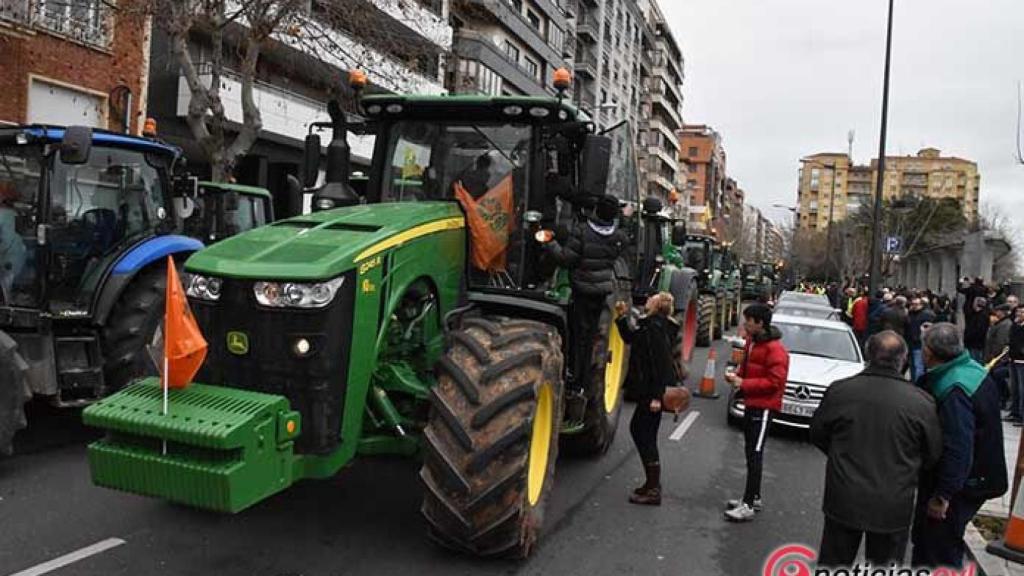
[544,194,626,419]
[0,181,27,301]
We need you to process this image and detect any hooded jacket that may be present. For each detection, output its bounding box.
[920,352,1008,501]
[616,313,678,402]
[547,220,626,297]
[737,325,789,411]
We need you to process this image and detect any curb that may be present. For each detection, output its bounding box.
[968,519,1024,576]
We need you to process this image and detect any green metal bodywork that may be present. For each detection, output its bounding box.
[199,181,273,199]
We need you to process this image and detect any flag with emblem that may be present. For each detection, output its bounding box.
[454,174,514,272]
[163,255,207,390]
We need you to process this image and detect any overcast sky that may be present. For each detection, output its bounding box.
[660,0,1024,226]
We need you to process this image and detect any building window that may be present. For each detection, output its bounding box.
[504,41,520,63]
[523,57,539,80]
[548,24,564,51]
[35,0,112,47]
[28,78,106,128]
[507,0,522,11]
[688,146,698,157]
[526,9,541,31]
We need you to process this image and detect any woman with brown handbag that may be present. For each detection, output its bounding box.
[615,292,687,506]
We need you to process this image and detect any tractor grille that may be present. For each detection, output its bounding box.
[190,271,356,455]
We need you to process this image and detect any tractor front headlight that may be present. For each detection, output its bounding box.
[184,272,222,302]
[253,276,345,309]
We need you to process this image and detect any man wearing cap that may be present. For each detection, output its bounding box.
[546,195,627,417]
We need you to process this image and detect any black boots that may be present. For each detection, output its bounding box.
[630,462,661,506]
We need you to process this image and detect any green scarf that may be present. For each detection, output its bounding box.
[927,351,987,402]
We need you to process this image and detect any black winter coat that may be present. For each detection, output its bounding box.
[616,314,677,403]
[809,367,943,533]
[1010,321,1024,361]
[906,308,936,349]
[548,221,626,296]
[964,310,990,350]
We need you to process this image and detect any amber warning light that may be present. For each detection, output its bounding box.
[553,68,572,92]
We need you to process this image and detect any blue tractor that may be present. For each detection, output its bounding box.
[0,126,205,455]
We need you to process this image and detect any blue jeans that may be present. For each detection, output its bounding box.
[910,348,925,382]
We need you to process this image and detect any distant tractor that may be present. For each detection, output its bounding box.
[0,126,205,455]
[741,262,776,302]
[718,244,742,327]
[84,75,653,557]
[682,234,738,345]
[182,181,275,244]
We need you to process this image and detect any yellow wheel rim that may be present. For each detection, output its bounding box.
[604,321,626,413]
[527,383,553,506]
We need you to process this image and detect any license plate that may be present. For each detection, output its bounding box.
[781,400,816,418]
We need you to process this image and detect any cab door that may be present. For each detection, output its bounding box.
[0,142,45,308]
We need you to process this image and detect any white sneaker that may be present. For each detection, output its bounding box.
[725,498,762,512]
[724,502,758,522]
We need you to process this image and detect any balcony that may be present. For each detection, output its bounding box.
[454,29,548,96]
[575,49,598,79]
[576,18,598,43]
[575,86,597,112]
[455,0,563,67]
[1,0,31,25]
[3,0,114,48]
[365,0,452,50]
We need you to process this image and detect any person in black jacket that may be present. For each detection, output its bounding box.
[963,296,990,362]
[1009,307,1024,426]
[810,331,942,567]
[546,195,627,406]
[912,323,1008,568]
[906,296,936,382]
[615,292,678,506]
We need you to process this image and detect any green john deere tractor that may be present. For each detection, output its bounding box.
[83,89,642,557]
[741,261,776,302]
[717,244,742,328]
[682,234,736,346]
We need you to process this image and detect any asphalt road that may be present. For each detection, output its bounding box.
[1,332,827,576]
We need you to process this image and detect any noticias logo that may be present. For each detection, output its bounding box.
[764,545,979,576]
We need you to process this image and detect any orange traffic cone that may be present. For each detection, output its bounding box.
[695,348,720,399]
[988,432,1024,562]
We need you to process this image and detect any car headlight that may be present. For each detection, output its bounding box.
[184,272,222,301]
[253,276,345,309]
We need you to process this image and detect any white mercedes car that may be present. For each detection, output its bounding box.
[727,314,864,429]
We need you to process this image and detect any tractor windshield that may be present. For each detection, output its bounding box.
[380,120,532,288]
[684,241,709,272]
[743,263,759,279]
[47,146,172,310]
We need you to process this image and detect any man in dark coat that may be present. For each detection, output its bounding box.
[906,296,936,382]
[912,323,1008,568]
[963,297,990,363]
[810,331,942,567]
[546,195,627,409]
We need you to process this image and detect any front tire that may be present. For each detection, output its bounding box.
[0,331,31,456]
[421,317,564,558]
[101,265,166,394]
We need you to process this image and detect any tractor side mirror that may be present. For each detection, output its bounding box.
[671,223,687,246]
[303,133,322,188]
[286,174,305,217]
[579,134,611,197]
[173,175,199,198]
[60,126,92,165]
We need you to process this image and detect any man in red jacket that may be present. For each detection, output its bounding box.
[852,288,869,347]
[724,303,790,522]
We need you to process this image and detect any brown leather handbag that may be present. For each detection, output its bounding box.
[662,386,691,418]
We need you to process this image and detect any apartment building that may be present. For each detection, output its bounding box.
[573,0,645,130]
[635,0,685,207]
[449,0,574,96]
[679,124,726,233]
[796,147,980,231]
[0,0,151,133]
[146,0,452,214]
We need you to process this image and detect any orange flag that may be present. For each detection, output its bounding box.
[454,175,514,272]
[163,256,207,389]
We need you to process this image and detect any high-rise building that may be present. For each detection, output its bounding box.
[449,0,574,96]
[635,0,685,207]
[572,0,646,131]
[679,124,726,233]
[797,148,981,231]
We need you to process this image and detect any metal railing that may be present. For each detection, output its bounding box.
[1,0,114,48]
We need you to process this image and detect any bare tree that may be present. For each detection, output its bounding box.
[979,202,1023,281]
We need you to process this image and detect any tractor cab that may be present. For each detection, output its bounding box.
[683,234,718,284]
[0,126,179,313]
[182,181,274,243]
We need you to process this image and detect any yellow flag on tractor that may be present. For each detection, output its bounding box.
[163,256,207,389]
[454,175,514,273]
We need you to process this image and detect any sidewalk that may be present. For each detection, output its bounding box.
[969,418,1022,576]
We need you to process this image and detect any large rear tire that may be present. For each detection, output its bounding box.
[714,297,726,339]
[561,302,628,456]
[0,331,31,456]
[696,295,715,347]
[101,265,166,394]
[421,317,564,558]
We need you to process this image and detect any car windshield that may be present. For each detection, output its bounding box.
[774,306,837,320]
[775,321,860,363]
[779,292,828,305]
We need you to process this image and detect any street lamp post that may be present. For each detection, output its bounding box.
[823,163,838,285]
[869,0,895,295]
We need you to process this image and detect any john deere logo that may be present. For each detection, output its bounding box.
[226,331,249,355]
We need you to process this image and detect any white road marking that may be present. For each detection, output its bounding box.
[10,537,126,576]
[669,410,701,441]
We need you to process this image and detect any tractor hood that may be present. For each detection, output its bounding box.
[185,202,465,280]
